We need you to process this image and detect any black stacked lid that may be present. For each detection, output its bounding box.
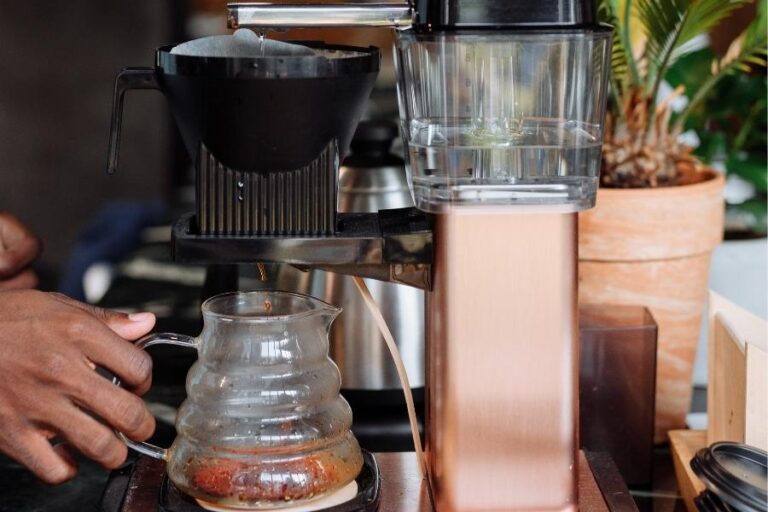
[412,0,597,29]
[691,442,767,512]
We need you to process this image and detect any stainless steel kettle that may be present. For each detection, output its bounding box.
[272,120,424,392]
[319,120,425,391]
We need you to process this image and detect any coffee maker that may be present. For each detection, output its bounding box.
[107,1,611,510]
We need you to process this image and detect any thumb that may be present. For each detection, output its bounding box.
[106,311,156,341]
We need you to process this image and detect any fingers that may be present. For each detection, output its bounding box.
[0,213,41,279]
[52,442,79,473]
[54,405,128,470]
[47,294,154,392]
[71,372,155,442]
[49,293,156,340]
[0,268,38,290]
[108,312,156,341]
[73,322,154,392]
[0,236,41,278]
[0,423,77,484]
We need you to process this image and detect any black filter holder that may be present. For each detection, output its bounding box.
[107,41,380,237]
[107,42,379,174]
[106,36,432,279]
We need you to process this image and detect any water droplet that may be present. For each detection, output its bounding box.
[237,181,244,188]
[257,32,265,57]
[238,194,244,201]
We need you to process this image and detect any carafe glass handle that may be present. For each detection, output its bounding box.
[106,67,160,175]
[112,332,197,460]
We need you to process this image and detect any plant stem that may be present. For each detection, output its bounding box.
[609,78,627,124]
[643,10,688,144]
[672,57,745,135]
[672,75,724,135]
[732,100,765,152]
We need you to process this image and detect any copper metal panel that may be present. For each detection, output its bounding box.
[427,211,578,511]
[375,452,612,512]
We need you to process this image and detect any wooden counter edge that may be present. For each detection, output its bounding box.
[669,430,707,512]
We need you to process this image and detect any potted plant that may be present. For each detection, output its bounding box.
[578,0,767,441]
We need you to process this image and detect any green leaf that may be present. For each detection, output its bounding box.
[666,47,716,91]
[636,0,749,91]
[693,131,727,163]
[743,0,768,49]
[597,0,638,91]
[727,153,768,192]
[673,2,768,133]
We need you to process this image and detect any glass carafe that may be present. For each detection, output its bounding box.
[118,291,363,510]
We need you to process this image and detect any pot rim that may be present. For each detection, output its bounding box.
[596,169,724,197]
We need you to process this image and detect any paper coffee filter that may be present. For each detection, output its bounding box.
[171,29,315,58]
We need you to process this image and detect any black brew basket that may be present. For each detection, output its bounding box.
[107,42,379,174]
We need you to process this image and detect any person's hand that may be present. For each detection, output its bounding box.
[0,290,157,484]
[0,212,42,289]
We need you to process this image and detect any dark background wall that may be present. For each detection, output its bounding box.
[0,2,178,280]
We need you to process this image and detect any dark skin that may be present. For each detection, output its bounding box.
[0,211,156,484]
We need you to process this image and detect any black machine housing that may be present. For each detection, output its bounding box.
[106,39,433,288]
[412,0,597,29]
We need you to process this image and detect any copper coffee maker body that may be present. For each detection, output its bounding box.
[108,1,612,509]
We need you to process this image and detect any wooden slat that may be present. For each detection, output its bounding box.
[746,342,767,449]
[707,315,747,445]
[669,430,707,512]
[707,292,768,450]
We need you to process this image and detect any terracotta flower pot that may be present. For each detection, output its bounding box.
[578,170,725,442]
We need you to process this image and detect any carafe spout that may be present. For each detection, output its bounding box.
[317,302,342,324]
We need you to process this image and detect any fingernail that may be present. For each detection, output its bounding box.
[128,312,154,322]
